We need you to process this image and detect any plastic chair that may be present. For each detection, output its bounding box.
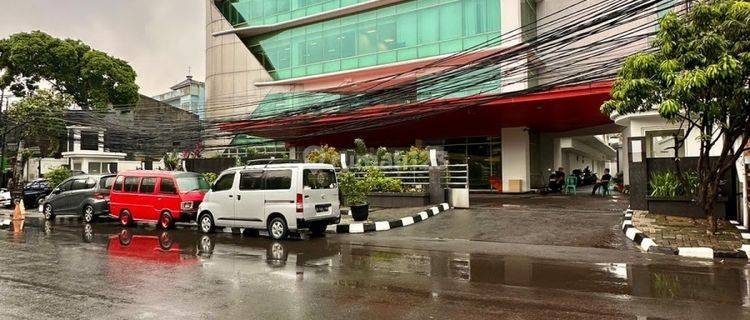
[599,181,612,196]
[564,176,577,194]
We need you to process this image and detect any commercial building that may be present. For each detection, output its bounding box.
[152,75,207,119]
[204,0,671,191]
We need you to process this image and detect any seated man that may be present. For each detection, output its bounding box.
[591,168,612,195]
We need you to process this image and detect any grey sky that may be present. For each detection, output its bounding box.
[0,0,205,96]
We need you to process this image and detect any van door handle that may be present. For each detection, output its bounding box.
[304,195,310,199]
[228,195,233,198]
[237,195,241,200]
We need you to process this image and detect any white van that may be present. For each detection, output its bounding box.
[197,162,341,239]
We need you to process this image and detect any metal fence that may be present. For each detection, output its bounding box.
[340,164,469,189]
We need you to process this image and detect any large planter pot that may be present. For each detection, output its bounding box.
[350,204,369,221]
[367,192,430,208]
[646,196,727,219]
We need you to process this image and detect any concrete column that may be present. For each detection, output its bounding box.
[501,127,531,192]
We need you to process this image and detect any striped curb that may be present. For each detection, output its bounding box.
[333,203,451,234]
[622,209,749,260]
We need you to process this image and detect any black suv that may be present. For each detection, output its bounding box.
[22,179,53,208]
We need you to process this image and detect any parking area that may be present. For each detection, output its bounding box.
[365,189,632,250]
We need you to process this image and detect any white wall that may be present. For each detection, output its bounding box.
[24,158,68,181]
[501,127,531,191]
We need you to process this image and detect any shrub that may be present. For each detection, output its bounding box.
[307,145,340,167]
[649,170,699,198]
[45,167,71,188]
[363,167,402,192]
[338,172,368,206]
[401,146,429,166]
[202,172,218,185]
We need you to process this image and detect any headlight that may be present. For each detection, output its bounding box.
[181,201,194,210]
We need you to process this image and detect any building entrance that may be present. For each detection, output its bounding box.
[430,137,501,190]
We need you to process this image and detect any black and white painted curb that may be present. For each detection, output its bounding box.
[334,203,451,234]
[622,209,749,260]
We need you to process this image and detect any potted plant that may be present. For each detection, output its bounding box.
[339,172,370,221]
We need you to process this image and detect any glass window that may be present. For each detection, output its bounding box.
[418,7,440,43]
[85,178,97,189]
[240,171,264,190]
[124,177,140,193]
[140,177,157,193]
[80,131,99,151]
[113,176,124,191]
[177,175,211,192]
[59,180,73,191]
[646,130,685,158]
[159,178,177,194]
[88,162,102,174]
[100,176,115,189]
[212,173,235,192]
[71,179,88,191]
[303,169,337,189]
[440,2,462,40]
[264,170,292,190]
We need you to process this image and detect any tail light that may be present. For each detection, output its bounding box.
[181,201,194,210]
[296,193,304,214]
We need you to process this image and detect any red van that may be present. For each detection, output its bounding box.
[109,170,209,229]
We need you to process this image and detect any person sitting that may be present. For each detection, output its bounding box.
[592,168,612,195]
[554,167,565,187]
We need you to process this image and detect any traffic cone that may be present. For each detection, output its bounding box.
[12,199,24,221]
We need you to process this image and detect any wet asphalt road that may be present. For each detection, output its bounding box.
[2,216,750,320]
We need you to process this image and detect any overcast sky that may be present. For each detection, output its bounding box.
[0,0,205,96]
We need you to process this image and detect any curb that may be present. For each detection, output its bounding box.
[622,209,749,260]
[333,203,451,234]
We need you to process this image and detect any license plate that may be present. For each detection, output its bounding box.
[315,204,330,213]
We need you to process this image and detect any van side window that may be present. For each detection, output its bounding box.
[264,170,292,190]
[239,171,263,190]
[212,173,235,192]
[140,177,157,193]
[159,178,177,194]
[100,176,115,189]
[124,177,140,192]
[113,176,124,191]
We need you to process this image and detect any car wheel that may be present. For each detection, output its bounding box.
[37,197,45,208]
[199,213,215,234]
[118,229,132,246]
[43,204,55,221]
[159,212,174,229]
[267,216,289,240]
[82,224,94,243]
[159,231,173,250]
[83,205,97,223]
[310,222,328,236]
[119,210,133,227]
[197,235,215,257]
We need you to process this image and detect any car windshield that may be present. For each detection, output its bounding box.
[176,175,210,192]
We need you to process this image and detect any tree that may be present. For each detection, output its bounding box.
[45,167,71,188]
[0,31,139,110]
[8,89,70,156]
[601,0,750,233]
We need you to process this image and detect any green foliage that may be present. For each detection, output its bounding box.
[306,145,340,166]
[163,152,180,171]
[338,168,403,206]
[8,89,69,156]
[202,172,218,184]
[401,146,430,166]
[0,31,139,110]
[363,167,402,192]
[650,170,699,198]
[602,1,750,221]
[45,167,71,188]
[353,138,367,155]
[338,172,368,205]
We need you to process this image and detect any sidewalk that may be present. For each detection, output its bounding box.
[632,211,742,251]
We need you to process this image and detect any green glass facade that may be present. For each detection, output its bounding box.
[245,0,502,80]
[217,0,371,28]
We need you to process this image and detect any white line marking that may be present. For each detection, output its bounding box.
[348,224,364,233]
[375,221,390,231]
[677,247,714,259]
[419,212,429,220]
[401,217,414,226]
[441,203,449,210]
[431,207,439,215]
